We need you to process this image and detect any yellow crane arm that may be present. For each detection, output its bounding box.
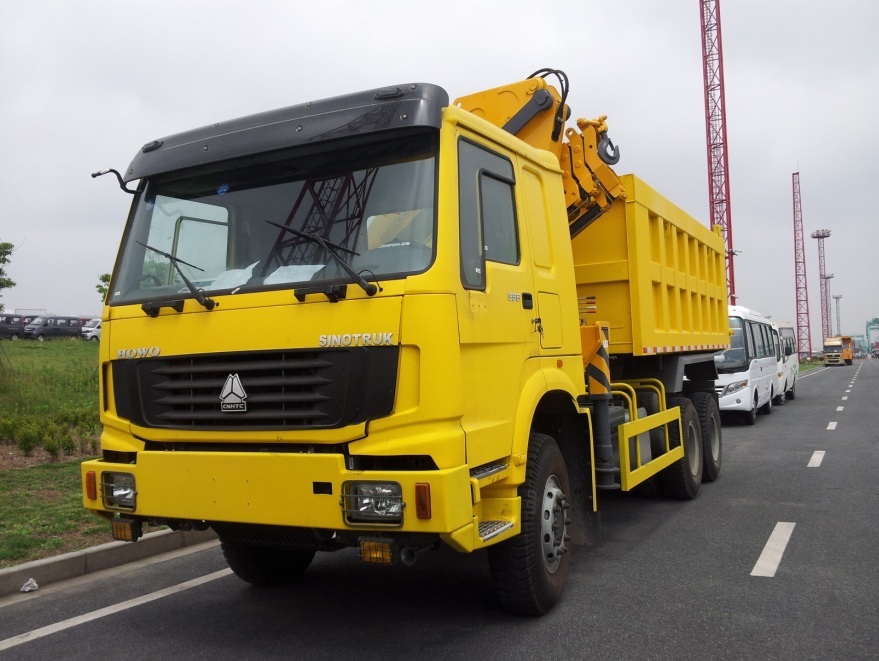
[454,70,626,238]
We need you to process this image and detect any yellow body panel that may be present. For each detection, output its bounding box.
[572,174,729,356]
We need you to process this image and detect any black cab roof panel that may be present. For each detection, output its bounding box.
[124,83,450,182]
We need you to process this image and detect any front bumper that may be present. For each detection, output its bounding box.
[717,389,754,412]
[82,450,473,535]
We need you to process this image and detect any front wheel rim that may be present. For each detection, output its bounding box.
[541,476,568,574]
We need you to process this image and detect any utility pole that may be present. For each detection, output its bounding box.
[811,229,832,339]
[823,274,834,337]
[833,294,842,336]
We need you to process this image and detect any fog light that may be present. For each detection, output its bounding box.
[359,538,394,564]
[102,472,137,511]
[342,482,403,524]
[111,517,142,542]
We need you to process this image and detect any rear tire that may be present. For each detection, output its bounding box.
[221,541,314,586]
[689,391,722,483]
[760,390,773,414]
[660,397,703,499]
[488,432,571,616]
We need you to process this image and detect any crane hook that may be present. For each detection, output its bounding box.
[597,133,620,165]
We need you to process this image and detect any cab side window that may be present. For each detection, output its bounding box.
[458,139,518,290]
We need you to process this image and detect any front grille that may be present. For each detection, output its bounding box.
[113,347,398,431]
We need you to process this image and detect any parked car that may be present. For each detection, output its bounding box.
[23,315,83,341]
[0,314,25,340]
[81,318,102,341]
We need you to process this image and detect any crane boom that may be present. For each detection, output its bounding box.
[454,70,625,239]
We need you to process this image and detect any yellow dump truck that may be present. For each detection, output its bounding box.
[84,69,729,615]
[841,335,854,365]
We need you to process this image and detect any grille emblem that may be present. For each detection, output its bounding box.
[220,374,247,412]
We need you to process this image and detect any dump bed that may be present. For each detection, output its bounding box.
[571,174,729,356]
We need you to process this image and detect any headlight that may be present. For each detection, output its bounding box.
[723,380,748,397]
[102,472,137,511]
[342,482,403,524]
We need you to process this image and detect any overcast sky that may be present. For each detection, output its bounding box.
[1,1,876,348]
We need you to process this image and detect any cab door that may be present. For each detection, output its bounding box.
[455,136,537,467]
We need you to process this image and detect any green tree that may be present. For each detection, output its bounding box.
[96,273,111,301]
[0,241,16,312]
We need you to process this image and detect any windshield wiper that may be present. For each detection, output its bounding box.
[264,220,377,296]
[136,241,217,312]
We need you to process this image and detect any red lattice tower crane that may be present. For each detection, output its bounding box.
[700,0,736,303]
[791,173,812,360]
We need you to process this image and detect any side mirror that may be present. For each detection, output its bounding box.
[784,346,793,357]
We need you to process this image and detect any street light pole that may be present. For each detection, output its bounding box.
[833,294,842,336]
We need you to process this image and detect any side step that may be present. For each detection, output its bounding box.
[479,520,514,541]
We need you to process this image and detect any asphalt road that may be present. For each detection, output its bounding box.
[1,361,877,660]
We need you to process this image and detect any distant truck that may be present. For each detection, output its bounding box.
[14,308,48,326]
[840,335,853,365]
[823,336,844,366]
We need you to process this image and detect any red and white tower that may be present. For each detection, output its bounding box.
[700,0,736,303]
[792,173,812,360]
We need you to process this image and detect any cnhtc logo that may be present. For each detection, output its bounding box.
[220,374,247,412]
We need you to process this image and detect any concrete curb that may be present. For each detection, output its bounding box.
[0,528,218,597]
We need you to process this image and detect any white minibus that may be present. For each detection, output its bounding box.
[713,305,777,424]
[771,321,798,405]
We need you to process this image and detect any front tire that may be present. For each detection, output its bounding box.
[488,432,571,616]
[786,380,796,401]
[660,397,703,499]
[743,395,758,425]
[221,541,314,586]
[689,391,722,483]
[773,387,786,406]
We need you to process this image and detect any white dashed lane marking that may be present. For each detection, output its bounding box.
[752,522,796,577]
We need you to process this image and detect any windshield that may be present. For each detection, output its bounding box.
[714,316,747,372]
[823,343,841,353]
[109,131,437,305]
